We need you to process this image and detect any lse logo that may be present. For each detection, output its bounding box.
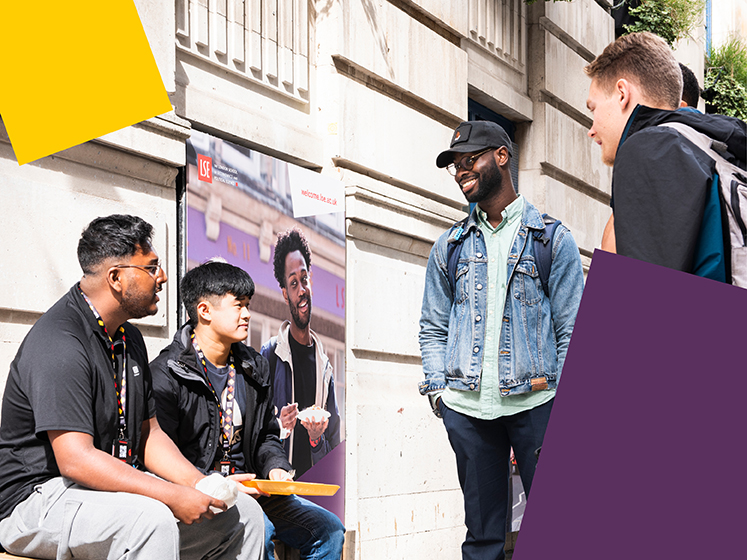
[198,154,212,183]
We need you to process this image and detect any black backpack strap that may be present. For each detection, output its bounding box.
[532,214,562,297]
[446,218,469,295]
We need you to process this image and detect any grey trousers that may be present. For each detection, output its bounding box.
[0,477,265,560]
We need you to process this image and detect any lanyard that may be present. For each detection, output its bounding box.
[191,333,236,460]
[79,289,127,435]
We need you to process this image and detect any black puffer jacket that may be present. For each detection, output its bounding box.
[613,105,746,275]
[150,325,291,477]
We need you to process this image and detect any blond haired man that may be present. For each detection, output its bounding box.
[587,32,746,278]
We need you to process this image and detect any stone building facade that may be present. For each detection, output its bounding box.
[0,1,622,558]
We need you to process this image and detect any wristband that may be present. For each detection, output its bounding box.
[310,435,322,447]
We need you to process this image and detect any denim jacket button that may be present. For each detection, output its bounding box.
[476,315,481,322]
[477,284,483,290]
[469,383,475,390]
[476,252,483,258]
[473,347,479,353]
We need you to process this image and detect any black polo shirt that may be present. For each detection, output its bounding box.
[0,285,157,520]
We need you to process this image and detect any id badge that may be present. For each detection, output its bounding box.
[112,438,132,464]
[215,459,234,475]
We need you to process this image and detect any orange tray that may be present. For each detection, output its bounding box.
[242,479,340,496]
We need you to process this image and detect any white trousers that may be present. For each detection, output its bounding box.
[0,477,265,560]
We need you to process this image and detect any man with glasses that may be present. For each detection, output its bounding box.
[419,121,584,560]
[0,215,265,560]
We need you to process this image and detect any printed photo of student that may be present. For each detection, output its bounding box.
[261,228,342,479]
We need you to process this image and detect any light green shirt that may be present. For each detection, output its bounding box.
[441,195,555,420]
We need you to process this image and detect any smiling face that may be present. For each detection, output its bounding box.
[205,293,251,344]
[453,148,502,204]
[282,250,312,331]
[586,78,630,167]
[119,244,167,319]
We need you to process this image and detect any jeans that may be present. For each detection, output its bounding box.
[440,398,554,560]
[260,494,345,560]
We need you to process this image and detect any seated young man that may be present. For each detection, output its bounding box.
[150,260,344,560]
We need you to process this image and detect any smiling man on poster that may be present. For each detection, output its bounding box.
[261,228,341,479]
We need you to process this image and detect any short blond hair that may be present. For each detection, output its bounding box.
[585,32,682,110]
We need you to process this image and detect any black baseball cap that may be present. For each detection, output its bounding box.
[436,121,513,168]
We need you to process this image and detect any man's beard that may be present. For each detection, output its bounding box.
[289,294,311,330]
[463,159,502,203]
[121,283,158,319]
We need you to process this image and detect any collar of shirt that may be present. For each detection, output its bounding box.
[476,195,524,234]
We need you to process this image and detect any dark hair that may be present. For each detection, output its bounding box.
[181,261,255,326]
[273,228,312,289]
[679,63,700,108]
[77,215,154,274]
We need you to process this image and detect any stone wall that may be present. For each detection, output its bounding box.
[0,1,622,559]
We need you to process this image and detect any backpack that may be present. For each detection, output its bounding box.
[659,122,747,287]
[446,214,561,298]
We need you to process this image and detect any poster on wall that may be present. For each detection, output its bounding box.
[186,130,346,520]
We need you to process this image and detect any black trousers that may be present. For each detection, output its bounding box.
[440,397,554,560]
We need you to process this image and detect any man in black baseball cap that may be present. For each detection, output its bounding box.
[420,122,584,560]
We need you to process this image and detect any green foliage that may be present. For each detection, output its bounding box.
[703,36,747,119]
[623,0,705,47]
[704,70,747,120]
[708,36,747,88]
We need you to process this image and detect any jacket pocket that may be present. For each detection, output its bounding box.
[512,258,542,305]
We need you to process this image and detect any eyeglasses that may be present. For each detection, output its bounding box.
[446,147,494,176]
[113,261,162,278]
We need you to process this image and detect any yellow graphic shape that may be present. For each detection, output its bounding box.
[0,1,171,165]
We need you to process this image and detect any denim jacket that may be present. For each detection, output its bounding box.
[418,199,584,415]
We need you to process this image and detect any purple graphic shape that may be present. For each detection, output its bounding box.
[514,250,746,560]
[187,207,345,319]
[297,440,345,522]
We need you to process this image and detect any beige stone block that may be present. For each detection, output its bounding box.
[353,399,459,498]
[544,104,612,196]
[176,56,323,167]
[345,187,457,252]
[543,31,590,118]
[340,0,467,117]
[133,0,176,93]
[410,0,468,36]
[347,240,427,357]
[0,146,173,329]
[467,40,533,122]
[338,79,461,205]
[96,113,191,169]
[357,489,464,542]
[0,317,38,398]
[543,175,612,255]
[357,525,464,559]
[544,0,614,58]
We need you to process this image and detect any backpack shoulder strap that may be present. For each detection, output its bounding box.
[657,122,730,161]
[446,217,469,296]
[532,214,562,298]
